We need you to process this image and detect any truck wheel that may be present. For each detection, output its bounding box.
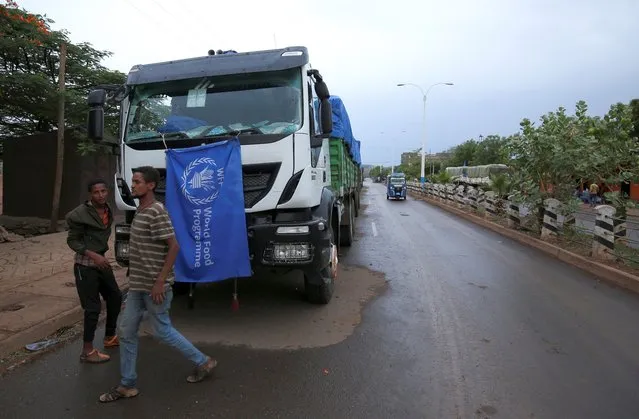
[305,225,336,304]
[354,193,360,217]
[340,197,354,247]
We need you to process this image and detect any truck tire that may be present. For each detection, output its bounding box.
[340,196,354,247]
[305,224,336,304]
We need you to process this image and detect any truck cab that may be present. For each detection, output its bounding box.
[386,173,407,200]
[85,46,353,304]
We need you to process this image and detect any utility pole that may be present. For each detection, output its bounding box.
[50,43,66,233]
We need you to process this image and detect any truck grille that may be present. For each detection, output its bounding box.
[242,163,280,208]
[147,163,280,209]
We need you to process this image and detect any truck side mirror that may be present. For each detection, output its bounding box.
[320,98,332,135]
[314,79,330,100]
[87,89,107,141]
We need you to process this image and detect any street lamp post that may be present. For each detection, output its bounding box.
[397,82,454,186]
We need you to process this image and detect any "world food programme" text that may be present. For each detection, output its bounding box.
[192,207,213,268]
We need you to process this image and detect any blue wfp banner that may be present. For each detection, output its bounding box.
[164,139,251,283]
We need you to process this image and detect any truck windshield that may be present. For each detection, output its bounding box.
[390,177,405,185]
[125,68,303,143]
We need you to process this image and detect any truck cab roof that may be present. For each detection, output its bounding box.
[126,46,310,85]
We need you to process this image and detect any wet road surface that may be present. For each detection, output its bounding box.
[2,181,639,418]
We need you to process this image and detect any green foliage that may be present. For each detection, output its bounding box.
[442,135,509,168]
[630,99,639,140]
[446,139,477,167]
[432,97,639,216]
[473,135,509,165]
[489,172,512,198]
[507,100,639,213]
[433,170,452,184]
[395,163,419,179]
[369,165,391,179]
[603,190,637,219]
[0,2,126,153]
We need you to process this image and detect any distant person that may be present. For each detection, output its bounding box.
[99,166,216,403]
[589,182,599,207]
[66,179,122,364]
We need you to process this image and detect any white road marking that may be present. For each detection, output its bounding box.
[371,222,378,237]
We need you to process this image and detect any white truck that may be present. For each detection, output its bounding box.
[85,46,362,304]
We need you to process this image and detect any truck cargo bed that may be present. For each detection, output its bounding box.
[329,138,359,195]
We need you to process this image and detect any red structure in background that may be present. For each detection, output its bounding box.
[540,179,638,203]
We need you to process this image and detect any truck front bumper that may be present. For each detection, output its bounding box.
[249,216,332,273]
[112,216,333,274]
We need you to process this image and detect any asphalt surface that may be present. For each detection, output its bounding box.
[2,181,639,418]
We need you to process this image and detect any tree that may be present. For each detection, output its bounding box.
[505,100,639,226]
[586,102,639,216]
[370,166,388,178]
[395,163,419,180]
[507,103,588,209]
[630,99,639,140]
[0,1,126,150]
[0,1,49,40]
[444,139,478,167]
[473,135,509,165]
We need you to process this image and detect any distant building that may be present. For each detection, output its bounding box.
[401,151,450,165]
[401,151,419,166]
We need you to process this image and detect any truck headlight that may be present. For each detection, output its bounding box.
[272,243,310,260]
[115,241,130,259]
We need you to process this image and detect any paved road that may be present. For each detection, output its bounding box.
[2,182,639,418]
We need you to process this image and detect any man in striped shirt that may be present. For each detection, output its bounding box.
[99,166,216,403]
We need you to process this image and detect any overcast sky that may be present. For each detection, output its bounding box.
[20,0,639,166]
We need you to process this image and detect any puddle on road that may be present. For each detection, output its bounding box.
[140,265,387,350]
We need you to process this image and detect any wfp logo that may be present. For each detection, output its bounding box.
[180,157,225,206]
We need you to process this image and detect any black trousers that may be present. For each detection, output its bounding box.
[73,263,122,343]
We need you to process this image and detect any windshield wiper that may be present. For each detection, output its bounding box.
[127,132,190,142]
[194,127,263,139]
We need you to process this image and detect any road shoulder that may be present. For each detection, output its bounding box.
[0,231,127,358]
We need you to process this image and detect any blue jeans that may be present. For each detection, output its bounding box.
[118,288,208,388]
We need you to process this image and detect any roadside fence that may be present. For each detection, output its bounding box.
[407,182,639,268]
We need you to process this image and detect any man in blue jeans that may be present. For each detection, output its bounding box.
[99,166,216,403]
